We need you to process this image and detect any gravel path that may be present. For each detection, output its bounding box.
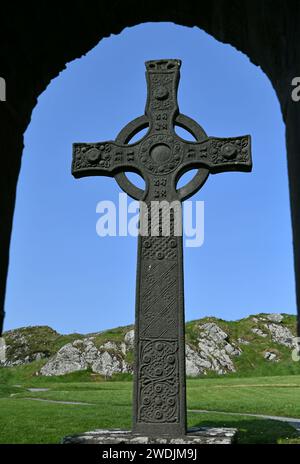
[23,398,94,406]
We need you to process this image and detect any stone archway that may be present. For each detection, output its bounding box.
[1,1,299,333]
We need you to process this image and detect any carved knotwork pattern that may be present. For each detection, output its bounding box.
[138,340,179,423]
[73,143,136,171]
[209,137,249,164]
[141,204,179,260]
[140,261,178,338]
[150,74,174,111]
[74,143,112,169]
[142,237,177,260]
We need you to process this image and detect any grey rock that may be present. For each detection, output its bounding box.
[267,314,284,323]
[185,345,211,376]
[40,338,132,377]
[101,341,118,350]
[72,339,84,348]
[264,351,277,361]
[251,327,268,338]
[196,323,240,375]
[40,343,87,376]
[265,323,294,348]
[91,351,123,377]
[200,323,228,342]
[124,329,134,348]
[224,343,235,354]
[237,338,250,345]
[0,337,6,363]
[120,342,127,355]
[84,343,99,364]
[224,343,241,356]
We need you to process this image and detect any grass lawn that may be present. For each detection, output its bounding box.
[1,365,300,444]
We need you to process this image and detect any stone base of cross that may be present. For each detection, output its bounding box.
[62,426,237,444]
[71,59,252,438]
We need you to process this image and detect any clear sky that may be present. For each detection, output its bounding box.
[4,23,296,334]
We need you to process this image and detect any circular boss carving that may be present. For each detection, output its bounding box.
[153,85,169,100]
[139,134,183,175]
[221,142,237,159]
[86,147,101,163]
[150,144,171,163]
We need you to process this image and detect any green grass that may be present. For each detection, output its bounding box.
[1,367,300,444]
[187,375,300,417]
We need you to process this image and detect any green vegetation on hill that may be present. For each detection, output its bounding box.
[2,313,299,378]
[3,325,85,363]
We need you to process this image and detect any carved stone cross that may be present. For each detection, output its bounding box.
[72,59,252,437]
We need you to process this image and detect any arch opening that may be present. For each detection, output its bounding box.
[3,22,295,337]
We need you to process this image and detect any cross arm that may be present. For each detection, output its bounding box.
[72,141,140,178]
[179,135,252,174]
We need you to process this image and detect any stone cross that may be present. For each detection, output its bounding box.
[72,59,252,437]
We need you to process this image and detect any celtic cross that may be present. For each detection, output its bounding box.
[72,59,252,437]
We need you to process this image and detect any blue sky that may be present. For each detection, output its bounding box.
[4,23,296,334]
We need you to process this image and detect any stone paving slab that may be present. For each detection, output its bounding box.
[62,427,237,444]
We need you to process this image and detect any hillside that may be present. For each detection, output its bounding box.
[1,313,299,379]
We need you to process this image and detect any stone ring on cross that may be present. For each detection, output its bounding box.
[72,59,252,438]
[114,113,210,201]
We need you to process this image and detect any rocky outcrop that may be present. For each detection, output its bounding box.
[250,315,295,348]
[40,323,242,377]
[124,329,134,349]
[265,323,294,348]
[1,326,58,367]
[0,337,6,363]
[267,314,284,323]
[191,323,241,376]
[1,313,297,377]
[40,335,133,377]
[185,345,212,377]
[40,343,87,376]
